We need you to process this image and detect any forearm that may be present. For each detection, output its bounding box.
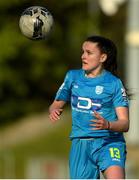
[49,100,66,122]
[49,103,60,113]
[109,119,129,132]
[90,110,129,132]
[109,107,129,132]
[49,100,65,113]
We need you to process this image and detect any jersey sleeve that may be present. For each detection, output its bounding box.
[112,78,129,107]
[55,70,73,102]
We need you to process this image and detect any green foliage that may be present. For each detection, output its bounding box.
[0,0,100,125]
[0,0,127,125]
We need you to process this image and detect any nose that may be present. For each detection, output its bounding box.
[81,52,86,60]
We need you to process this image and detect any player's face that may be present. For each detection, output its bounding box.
[81,41,106,74]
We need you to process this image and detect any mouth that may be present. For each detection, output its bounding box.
[82,61,88,65]
[82,62,89,70]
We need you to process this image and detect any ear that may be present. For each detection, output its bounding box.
[100,54,107,62]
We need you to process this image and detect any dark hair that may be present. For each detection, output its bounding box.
[85,35,118,76]
[85,35,133,98]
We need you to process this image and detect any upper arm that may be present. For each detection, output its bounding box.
[55,71,72,102]
[115,106,129,121]
[112,79,129,108]
[115,106,129,131]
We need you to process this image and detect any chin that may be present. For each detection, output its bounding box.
[82,67,90,72]
[82,65,88,71]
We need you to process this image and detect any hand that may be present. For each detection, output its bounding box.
[49,109,63,122]
[90,110,109,130]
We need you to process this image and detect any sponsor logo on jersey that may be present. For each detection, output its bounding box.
[71,95,102,111]
[95,86,104,94]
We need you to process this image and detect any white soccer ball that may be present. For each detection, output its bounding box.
[19,6,54,40]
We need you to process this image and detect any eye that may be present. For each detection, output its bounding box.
[86,50,93,55]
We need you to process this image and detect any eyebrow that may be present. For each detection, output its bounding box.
[83,49,94,53]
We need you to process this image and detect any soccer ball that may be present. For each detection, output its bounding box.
[19,6,54,40]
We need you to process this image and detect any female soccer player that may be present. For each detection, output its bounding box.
[49,35,129,179]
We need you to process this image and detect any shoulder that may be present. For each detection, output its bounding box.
[104,71,125,94]
[68,69,83,74]
[66,69,83,78]
[104,70,121,84]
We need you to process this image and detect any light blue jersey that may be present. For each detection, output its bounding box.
[55,69,129,139]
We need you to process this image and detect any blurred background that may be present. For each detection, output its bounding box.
[0,0,139,178]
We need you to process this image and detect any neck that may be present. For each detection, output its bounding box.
[85,68,104,78]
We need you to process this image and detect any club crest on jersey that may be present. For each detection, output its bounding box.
[95,86,104,94]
